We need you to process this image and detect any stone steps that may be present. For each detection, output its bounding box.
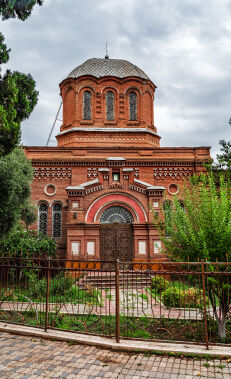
[78,271,151,289]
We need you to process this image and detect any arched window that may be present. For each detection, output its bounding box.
[129,91,137,121]
[100,206,133,224]
[106,91,114,121]
[64,88,75,126]
[52,203,62,238]
[83,90,91,120]
[38,203,48,235]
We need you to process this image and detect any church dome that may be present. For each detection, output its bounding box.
[68,58,149,80]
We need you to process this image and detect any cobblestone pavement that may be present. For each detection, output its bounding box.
[0,332,230,378]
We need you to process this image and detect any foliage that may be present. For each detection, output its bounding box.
[0,1,42,156]
[215,118,231,171]
[1,311,228,344]
[0,226,57,257]
[0,148,36,235]
[155,173,231,341]
[1,273,102,306]
[156,173,231,262]
[32,273,74,298]
[0,69,38,155]
[0,33,10,64]
[151,275,169,294]
[162,287,203,308]
[0,0,43,21]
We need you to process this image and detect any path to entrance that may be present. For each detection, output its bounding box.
[0,288,204,320]
[0,331,230,378]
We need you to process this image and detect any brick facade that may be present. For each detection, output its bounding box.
[24,57,211,261]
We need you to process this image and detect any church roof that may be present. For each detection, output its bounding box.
[68,58,149,80]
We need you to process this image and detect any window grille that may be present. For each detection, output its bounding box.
[129,91,137,121]
[100,206,133,224]
[38,203,48,235]
[52,203,62,238]
[106,91,114,121]
[83,90,92,120]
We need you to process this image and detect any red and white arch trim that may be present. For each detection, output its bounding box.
[85,193,147,223]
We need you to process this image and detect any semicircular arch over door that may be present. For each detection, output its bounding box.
[100,206,134,224]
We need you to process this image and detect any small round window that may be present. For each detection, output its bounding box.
[168,183,178,195]
[44,184,56,196]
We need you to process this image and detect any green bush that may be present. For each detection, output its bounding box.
[162,287,203,308]
[31,273,74,299]
[151,275,169,294]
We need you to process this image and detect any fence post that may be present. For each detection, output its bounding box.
[201,259,209,350]
[115,259,120,343]
[45,257,50,332]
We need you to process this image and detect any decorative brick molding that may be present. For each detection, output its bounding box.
[86,193,147,223]
[129,184,147,194]
[34,167,72,180]
[153,167,193,180]
[87,168,98,179]
[85,185,103,194]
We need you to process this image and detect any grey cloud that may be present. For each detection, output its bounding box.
[0,0,230,160]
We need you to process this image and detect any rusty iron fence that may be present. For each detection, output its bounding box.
[0,257,230,348]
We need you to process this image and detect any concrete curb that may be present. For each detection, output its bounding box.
[0,322,231,358]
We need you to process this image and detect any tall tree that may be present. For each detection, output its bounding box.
[155,174,231,341]
[216,118,231,170]
[0,147,36,235]
[0,1,43,156]
[0,1,45,243]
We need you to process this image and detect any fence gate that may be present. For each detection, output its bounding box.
[100,223,133,261]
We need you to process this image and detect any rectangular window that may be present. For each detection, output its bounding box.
[87,241,95,256]
[154,240,162,254]
[112,172,120,181]
[72,202,79,209]
[138,240,146,255]
[153,201,159,208]
[72,241,80,256]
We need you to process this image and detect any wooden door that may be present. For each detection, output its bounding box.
[100,223,133,261]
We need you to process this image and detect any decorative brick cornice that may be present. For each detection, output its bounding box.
[31,159,208,168]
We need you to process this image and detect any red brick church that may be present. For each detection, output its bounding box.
[24,56,211,261]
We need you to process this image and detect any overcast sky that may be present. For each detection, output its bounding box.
[1,0,231,159]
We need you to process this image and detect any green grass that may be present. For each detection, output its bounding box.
[0,281,102,306]
[1,310,230,345]
[216,364,226,368]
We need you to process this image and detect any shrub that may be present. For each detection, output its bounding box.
[31,273,74,299]
[162,287,203,308]
[151,275,169,294]
[0,226,57,258]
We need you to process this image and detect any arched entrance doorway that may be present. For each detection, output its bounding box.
[100,206,134,261]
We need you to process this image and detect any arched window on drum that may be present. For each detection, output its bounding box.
[52,203,62,238]
[38,203,48,235]
[83,90,92,120]
[129,91,137,121]
[106,91,114,121]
